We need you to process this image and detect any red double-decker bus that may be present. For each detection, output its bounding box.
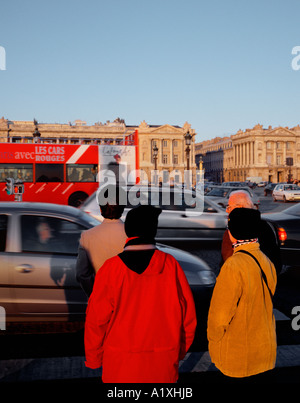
[0,130,139,206]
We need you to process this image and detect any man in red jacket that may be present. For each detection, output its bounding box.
[84,205,197,383]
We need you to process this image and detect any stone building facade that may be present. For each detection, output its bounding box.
[0,117,197,184]
[196,124,300,183]
[195,136,232,182]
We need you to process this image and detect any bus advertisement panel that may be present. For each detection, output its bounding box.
[98,145,137,185]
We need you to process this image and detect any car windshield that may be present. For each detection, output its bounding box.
[206,188,229,197]
[282,203,300,217]
[283,185,300,191]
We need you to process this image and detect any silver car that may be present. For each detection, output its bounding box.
[80,186,228,243]
[205,186,260,209]
[0,202,215,323]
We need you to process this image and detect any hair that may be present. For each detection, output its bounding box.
[100,203,125,219]
[97,184,126,219]
[228,190,254,209]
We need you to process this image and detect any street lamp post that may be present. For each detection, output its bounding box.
[153,144,158,186]
[184,131,192,189]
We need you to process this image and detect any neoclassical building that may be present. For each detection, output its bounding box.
[0,117,197,184]
[196,124,300,183]
[137,120,196,184]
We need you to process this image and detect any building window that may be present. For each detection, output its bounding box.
[286,142,291,150]
[267,154,272,164]
[163,154,168,164]
[12,137,22,143]
[276,155,281,165]
[276,142,281,150]
[163,140,168,147]
[267,142,271,149]
[173,140,178,147]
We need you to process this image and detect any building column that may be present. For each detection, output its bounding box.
[273,142,276,167]
[233,144,236,167]
[240,144,243,167]
[283,142,286,166]
[246,142,250,166]
[253,141,257,164]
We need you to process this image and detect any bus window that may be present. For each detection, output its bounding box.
[66,164,98,182]
[0,164,33,182]
[35,164,64,182]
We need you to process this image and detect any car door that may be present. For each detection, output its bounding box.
[178,199,227,241]
[11,213,87,320]
[0,213,17,320]
[273,185,280,200]
[279,185,285,200]
[155,189,226,241]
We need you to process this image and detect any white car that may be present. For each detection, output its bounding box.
[272,183,300,202]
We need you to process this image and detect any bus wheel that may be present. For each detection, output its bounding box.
[68,191,88,207]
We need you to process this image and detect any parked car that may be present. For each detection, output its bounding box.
[0,202,215,346]
[81,186,228,243]
[257,181,268,187]
[272,183,300,202]
[263,203,300,269]
[264,183,278,196]
[205,186,260,209]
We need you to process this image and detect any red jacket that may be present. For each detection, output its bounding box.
[84,249,197,383]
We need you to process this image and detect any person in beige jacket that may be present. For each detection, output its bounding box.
[207,207,277,379]
[76,186,127,296]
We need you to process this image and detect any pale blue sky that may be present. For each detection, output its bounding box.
[1,0,300,141]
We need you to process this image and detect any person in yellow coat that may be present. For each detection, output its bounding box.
[207,207,277,379]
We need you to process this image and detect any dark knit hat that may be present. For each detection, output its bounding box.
[125,205,162,239]
[228,208,261,240]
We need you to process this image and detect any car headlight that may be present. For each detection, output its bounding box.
[185,270,216,286]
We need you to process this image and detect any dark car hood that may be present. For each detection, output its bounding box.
[262,212,297,222]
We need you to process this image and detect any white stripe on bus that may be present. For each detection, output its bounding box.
[66,145,89,164]
[61,183,73,194]
[52,184,62,192]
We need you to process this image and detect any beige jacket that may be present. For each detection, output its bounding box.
[80,219,127,272]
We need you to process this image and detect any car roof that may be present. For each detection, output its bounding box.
[209,186,250,192]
